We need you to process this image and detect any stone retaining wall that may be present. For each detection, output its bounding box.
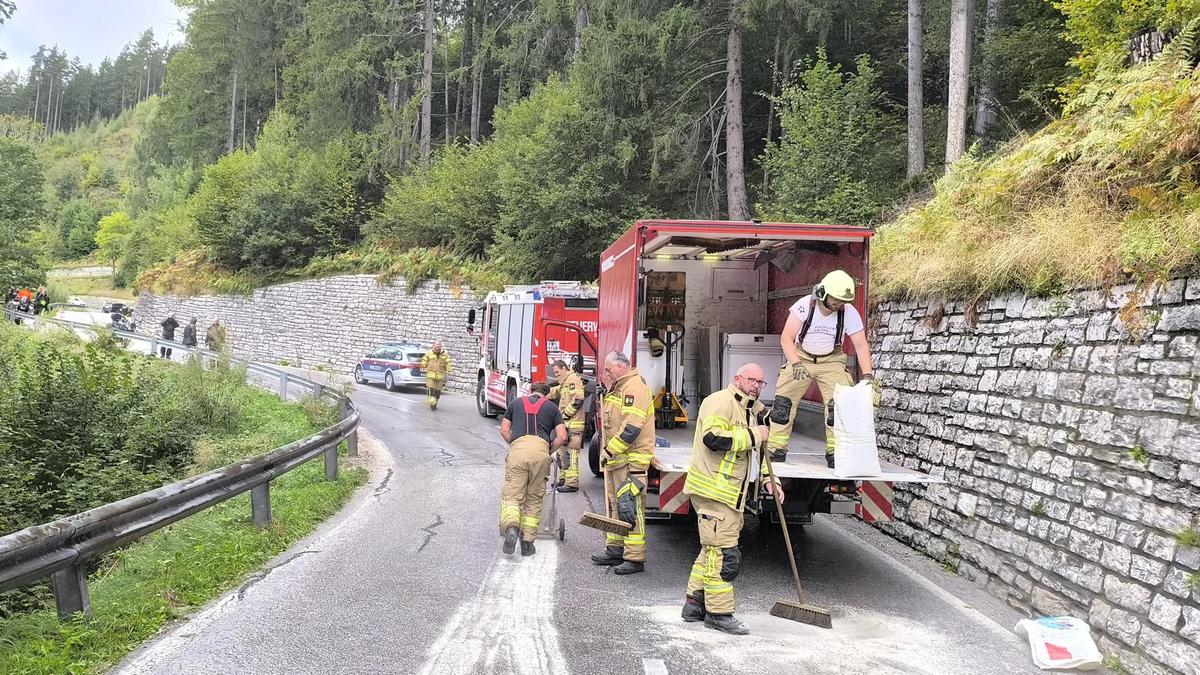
[133,275,480,393]
[873,278,1200,674]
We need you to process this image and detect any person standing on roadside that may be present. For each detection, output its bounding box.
[182,318,198,350]
[33,287,49,315]
[160,314,179,359]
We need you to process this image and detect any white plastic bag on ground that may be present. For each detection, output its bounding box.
[832,381,882,478]
[1014,616,1103,670]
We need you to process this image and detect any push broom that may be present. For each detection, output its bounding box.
[763,450,833,629]
[578,401,632,536]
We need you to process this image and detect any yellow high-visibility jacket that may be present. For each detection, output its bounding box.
[602,369,655,468]
[550,371,587,431]
[683,385,768,510]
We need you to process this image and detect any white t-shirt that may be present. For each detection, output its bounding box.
[788,294,864,355]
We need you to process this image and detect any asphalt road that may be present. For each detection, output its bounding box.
[115,381,1041,675]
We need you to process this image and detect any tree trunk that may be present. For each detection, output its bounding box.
[444,28,451,144]
[724,0,750,221]
[907,0,925,179]
[973,0,1004,139]
[45,77,53,128]
[227,69,238,154]
[33,72,41,123]
[763,27,782,195]
[945,0,973,165]
[242,86,248,149]
[574,2,589,58]
[470,53,483,143]
[420,0,434,160]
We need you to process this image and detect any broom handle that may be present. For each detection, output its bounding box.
[764,450,807,605]
[597,390,612,518]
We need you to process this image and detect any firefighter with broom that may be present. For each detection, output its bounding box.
[680,363,781,635]
[588,351,655,575]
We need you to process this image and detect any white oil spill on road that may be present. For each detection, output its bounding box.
[418,543,568,675]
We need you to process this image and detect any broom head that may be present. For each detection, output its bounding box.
[578,512,632,536]
[770,599,833,629]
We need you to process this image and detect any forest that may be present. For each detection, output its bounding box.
[0,0,1198,297]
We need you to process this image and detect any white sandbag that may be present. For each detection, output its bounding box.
[1014,616,1102,670]
[832,381,882,478]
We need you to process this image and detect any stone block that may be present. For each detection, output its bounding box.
[1131,554,1169,585]
[1103,574,1153,613]
[1160,305,1200,331]
[1148,594,1182,631]
[1137,625,1200,674]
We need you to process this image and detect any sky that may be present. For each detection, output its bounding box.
[0,0,188,71]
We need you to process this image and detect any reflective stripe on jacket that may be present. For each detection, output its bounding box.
[683,385,766,510]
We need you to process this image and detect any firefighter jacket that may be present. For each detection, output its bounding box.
[549,371,587,432]
[602,369,655,469]
[421,350,452,380]
[683,385,771,511]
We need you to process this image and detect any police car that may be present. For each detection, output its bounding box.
[353,342,430,391]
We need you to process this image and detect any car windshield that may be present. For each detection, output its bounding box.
[406,352,424,362]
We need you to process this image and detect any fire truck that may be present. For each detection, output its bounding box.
[468,281,601,425]
[595,219,941,527]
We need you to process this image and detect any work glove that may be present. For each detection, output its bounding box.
[790,361,809,381]
[861,373,881,407]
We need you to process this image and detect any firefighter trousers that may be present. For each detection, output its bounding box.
[557,431,582,488]
[500,436,551,542]
[686,495,744,615]
[605,461,648,562]
[426,375,445,407]
[767,350,853,459]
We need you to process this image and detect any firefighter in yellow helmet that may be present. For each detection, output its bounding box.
[421,340,453,410]
[548,359,586,492]
[767,269,876,467]
[590,351,655,575]
[681,362,783,635]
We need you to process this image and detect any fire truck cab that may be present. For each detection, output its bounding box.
[468,281,601,422]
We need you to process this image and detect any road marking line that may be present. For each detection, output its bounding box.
[418,543,568,675]
[642,657,670,675]
[818,519,1018,642]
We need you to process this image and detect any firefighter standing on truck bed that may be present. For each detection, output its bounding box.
[548,359,586,493]
[590,351,655,575]
[682,362,784,636]
[421,340,452,410]
[498,382,567,557]
[767,269,875,467]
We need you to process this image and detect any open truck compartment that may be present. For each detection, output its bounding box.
[596,220,941,526]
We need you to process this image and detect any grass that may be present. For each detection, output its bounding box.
[1175,526,1200,548]
[135,242,511,298]
[873,24,1200,300]
[47,276,137,302]
[0,453,366,674]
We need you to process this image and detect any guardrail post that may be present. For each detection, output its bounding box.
[324,444,338,480]
[251,482,271,527]
[338,399,359,457]
[50,565,90,620]
[279,372,289,399]
[149,336,158,357]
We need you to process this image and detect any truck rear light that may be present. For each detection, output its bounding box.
[649,476,661,488]
[827,482,858,495]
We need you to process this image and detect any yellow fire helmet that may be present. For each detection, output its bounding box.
[816,270,855,302]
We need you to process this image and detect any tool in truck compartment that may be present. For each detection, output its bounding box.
[650,325,689,430]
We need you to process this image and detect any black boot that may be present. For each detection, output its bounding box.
[771,450,788,463]
[614,560,645,575]
[502,526,519,555]
[704,613,750,635]
[681,592,705,622]
[521,540,536,556]
[825,454,835,469]
[556,485,578,493]
[591,546,624,565]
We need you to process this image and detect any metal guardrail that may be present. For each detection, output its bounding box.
[0,308,360,620]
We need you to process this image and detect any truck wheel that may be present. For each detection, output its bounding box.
[477,375,499,418]
[588,432,602,477]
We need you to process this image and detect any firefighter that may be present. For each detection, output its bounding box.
[680,363,782,635]
[590,351,655,575]
[498,382,567,556]
[548,359,587,492]
[420,340,453,410]
[767,269,875,467]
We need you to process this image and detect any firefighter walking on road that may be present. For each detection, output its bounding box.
[421,340,453,410]
[767,270,876,467]
[591,351,655,575]
[681,363,783,635]
[548,359,586,493]
[498,382,567,556]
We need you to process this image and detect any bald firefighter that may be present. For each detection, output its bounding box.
[681,363,783,635]
[548,359,586,493]
[499,382,567,556]
[590,351,655,575]
[768,270,875,467]
[420,340,453,410]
